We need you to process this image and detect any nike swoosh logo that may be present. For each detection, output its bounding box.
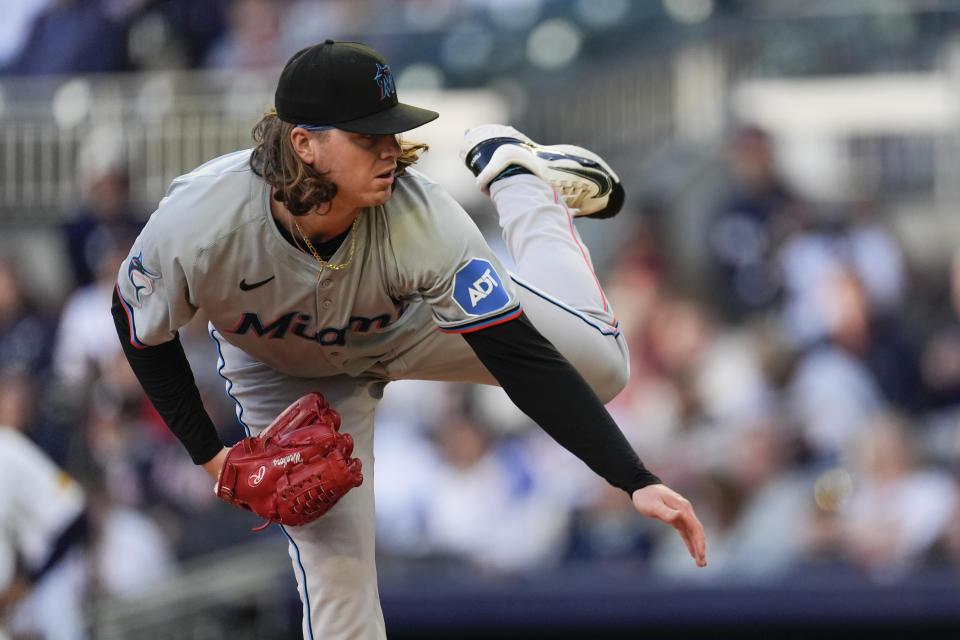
[239,275,275,291]
[549,166,613,198]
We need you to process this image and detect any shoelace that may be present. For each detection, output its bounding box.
[554,181,590,208]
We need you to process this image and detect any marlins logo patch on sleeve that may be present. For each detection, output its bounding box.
[128,251,159,302]
[452,258,510,316]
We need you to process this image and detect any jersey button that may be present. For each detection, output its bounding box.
[321,279,333,288]
[321,299,333,309]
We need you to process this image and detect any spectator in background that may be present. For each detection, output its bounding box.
[0,260,54,376]
[824,265,922,412]
[777,200,908,351]
[138,0,228,69]
[373,380,449,559]
[0,366,75,467]
[54,129,136,392]
[706,125,800,322]
[62,127,143,289]
[0,0,49,68]
[651,470,745,581]
[0,264,69,462]
[280,0,368,54]
[931,483,960,569]
[421,399,570,573]
[82,473,177,601]
[776,204,845,348]
[0,426,89,640]
[787,264,921,460]
[920,248,960,411]
[836,412,956,580]
[565,480,655,568]
[79,350,167,509]
[205,0,286,70]
[702,419,814,580]
[4,0,130,76]
[52,236,131,388]
[844,200,905,315]
[0,370,34,435]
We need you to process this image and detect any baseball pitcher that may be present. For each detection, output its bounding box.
[112,40,707,640]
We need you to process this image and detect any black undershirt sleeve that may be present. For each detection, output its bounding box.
[461,312,661,495]
[111,288,225,465]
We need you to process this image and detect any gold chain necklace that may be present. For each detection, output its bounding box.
[294,216,360,271]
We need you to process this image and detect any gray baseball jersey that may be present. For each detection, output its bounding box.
[116,149,522,378]
[114,151,631,640]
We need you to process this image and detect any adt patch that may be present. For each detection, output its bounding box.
[452,258,510,316]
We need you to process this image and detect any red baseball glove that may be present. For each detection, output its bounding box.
[215,392,363,526]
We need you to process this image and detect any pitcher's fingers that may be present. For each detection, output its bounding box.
[675,520,698,560]
[657,504,701,562]
[680,511,707,566]
[653,502,681,524]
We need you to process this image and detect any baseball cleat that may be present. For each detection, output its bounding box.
[460,124,625,219]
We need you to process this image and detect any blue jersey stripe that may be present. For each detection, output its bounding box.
[439,304,523,334]
[115,283,148,348]
[509,275,620,337]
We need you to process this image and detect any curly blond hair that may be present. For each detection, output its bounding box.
[249,109,427,216]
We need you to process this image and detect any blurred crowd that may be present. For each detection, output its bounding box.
[4,0,959,83]
[0,0,320,76]
[0,0,584,79]
[2,79,960,640]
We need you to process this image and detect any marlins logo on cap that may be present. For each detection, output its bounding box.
[374,63,395,100]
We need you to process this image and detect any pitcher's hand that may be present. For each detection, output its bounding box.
[632,484,707,567]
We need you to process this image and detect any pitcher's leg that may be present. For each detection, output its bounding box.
[460,124,623,326]
[463,128,630,401]
[212,330,386,640]
[282,459,383,640]
[491,174,615,327]
[512,278,629,403]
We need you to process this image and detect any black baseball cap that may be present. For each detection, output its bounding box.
[275,40,439,135]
